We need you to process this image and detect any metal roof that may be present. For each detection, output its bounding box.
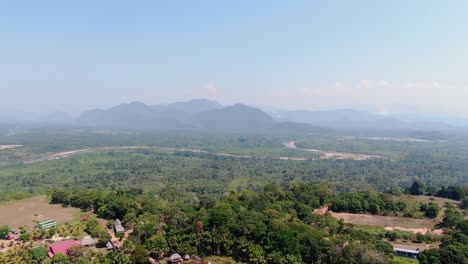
[394,248,419,254]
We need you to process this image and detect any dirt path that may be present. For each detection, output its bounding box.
[107,227,133,248]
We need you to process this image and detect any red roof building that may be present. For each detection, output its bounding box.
[48,240,80,258]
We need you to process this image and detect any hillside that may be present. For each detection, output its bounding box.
[76,100,330,134]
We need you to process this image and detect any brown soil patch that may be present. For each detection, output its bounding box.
[301,148,383,160]
[330,212,437,230]
[0,195,80,230]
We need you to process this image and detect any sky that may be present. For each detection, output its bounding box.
[1,1,468,117]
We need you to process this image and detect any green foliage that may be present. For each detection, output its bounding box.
[131,245,149,264]
[1,131,467,263]
[144,234,168,256]
[0,225,10,239]
[43,184,416,264]
[418,249,442,264]
[51,253,71,264]
[329,190,407,215]
[1,132,467,202]
[460,197,468,209]
[409,180,425,195]
[19,232,30,242]
[442,206,463,228]
[435,186,465,201]
[28,246,49,263]
[420,203,440,218]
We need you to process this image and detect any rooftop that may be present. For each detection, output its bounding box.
[49,240,80,257]
[394,248,420,254]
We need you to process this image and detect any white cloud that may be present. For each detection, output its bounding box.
[202,83,218,97]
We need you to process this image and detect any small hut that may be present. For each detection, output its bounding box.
[80,236,95,247]
[169,253,182,263]
[106,241,115,250]
[183,254,190,261]
[114,219,125,233]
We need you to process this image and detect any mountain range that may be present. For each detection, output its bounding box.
[77,99,329,134]
[1,99,461,137]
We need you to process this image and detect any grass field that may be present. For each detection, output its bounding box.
[330,195,464,234]
[0,195,80,230]
[392,256,419,264]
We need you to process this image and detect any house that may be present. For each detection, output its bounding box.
[37,220,57,229]
[183,254,190,261]
[80,236,95,247]
[169,253,183,263]
[81,215,89,221]
[114,219,125,233]
[106,241,115,250]
[48,240,80,258]
[394,247,419,258]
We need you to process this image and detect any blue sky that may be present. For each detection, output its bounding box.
[1,1,468,116]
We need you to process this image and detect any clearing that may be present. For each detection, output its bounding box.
[285,141,385,160]
[330,212,438,231]
[0,195,80,230]
[0,145,22,150]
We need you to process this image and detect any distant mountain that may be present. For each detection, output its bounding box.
[270,108,455,133]
[77,100,320,133]
[74,99,461,136]
[155,99,222,113]
[79,102,157,129]
[197,104,274,132]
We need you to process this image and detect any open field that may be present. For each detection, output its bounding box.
[0,195,80,230]
[301,148,384,160]
[330,212,437,230]
[285,141,385,160]
[396,195,461,210]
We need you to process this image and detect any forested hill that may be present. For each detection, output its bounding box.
[77,101,327,134]
[2,183,466,263]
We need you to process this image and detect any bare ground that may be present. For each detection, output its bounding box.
[0,145,22,150]
[0,195,80,230]
[285,141,385,160]
[330,211,444,234]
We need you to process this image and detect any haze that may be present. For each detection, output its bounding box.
[1,1,468,118]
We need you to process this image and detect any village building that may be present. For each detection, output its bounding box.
[394,247,419,258]
[80,236,95,247]
[37,220,57,229]
[106,241,115,250]
[169,253,183,263]
[114,219,125,233]
[48,240,80,258]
